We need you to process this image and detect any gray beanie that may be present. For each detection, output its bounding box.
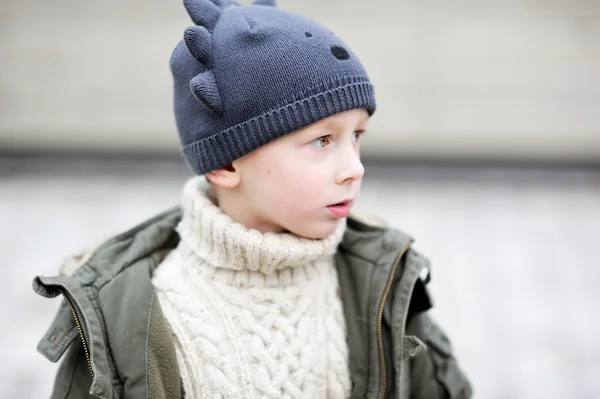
[171,0,376,175]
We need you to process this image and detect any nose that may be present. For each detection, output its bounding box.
[335,142,364,185]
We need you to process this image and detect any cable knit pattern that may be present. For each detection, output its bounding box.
[152,176,351,398]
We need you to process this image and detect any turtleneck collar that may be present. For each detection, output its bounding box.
[175,176,346,276]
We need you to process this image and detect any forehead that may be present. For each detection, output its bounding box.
[295,109,370,135]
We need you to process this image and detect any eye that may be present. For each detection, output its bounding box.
[310,135,331,148]
[352,130,366,143]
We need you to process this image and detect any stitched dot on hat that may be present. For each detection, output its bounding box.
[305,31,312,37]
[331,45,350,60]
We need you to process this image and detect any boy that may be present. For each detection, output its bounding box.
[33,0,472,397]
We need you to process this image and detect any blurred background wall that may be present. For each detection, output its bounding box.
[1,0,599,162]
[2,1,600,398]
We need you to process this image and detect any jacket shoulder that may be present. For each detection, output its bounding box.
[34,207,184,398]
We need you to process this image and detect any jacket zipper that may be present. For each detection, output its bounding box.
[377,242,412,399]
[59,290,94,378]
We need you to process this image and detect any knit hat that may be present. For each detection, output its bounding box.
[171,0,376,175]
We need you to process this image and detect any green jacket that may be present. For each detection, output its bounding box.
[33,207,472,399]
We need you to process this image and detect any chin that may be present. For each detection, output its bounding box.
[286,219,339,240]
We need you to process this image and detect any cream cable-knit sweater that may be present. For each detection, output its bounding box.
[152,177,351,398]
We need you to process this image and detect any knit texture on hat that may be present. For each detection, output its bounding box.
[171,0,376,174]
[152,176,351,397]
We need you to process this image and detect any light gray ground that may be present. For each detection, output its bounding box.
[1,157,599,399]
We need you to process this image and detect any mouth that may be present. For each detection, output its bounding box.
[328,199,352,207]
[327,199,353,218]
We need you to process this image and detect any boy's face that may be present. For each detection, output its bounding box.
[224,108,369,239]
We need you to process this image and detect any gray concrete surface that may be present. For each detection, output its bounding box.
[1,157,599,398]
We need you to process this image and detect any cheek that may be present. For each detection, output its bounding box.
[256,154,329,212]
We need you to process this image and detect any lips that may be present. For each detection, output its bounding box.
[327,199,353,218]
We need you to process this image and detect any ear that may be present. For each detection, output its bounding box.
[205,163,241,188]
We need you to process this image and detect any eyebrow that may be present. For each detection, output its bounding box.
[297,114,369,139]
[325,115,369,130]
[355,117,369,131]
